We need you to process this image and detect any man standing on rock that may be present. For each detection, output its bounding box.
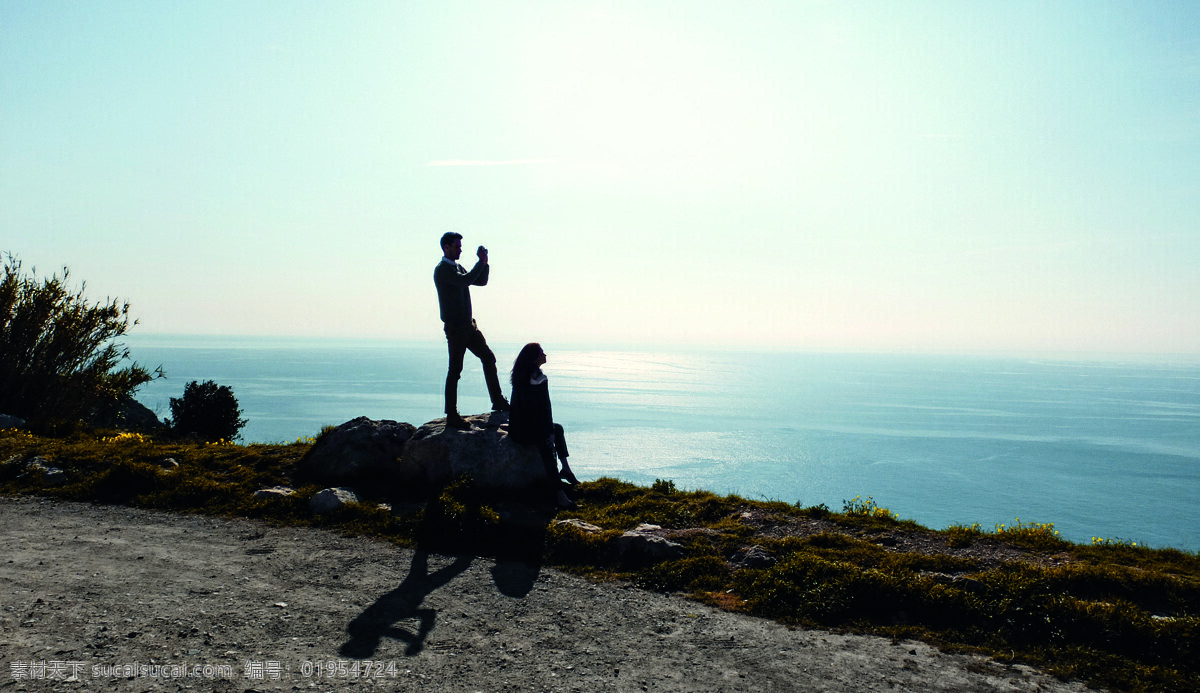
[434,232,509,429]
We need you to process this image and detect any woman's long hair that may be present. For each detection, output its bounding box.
[511,342,543,387]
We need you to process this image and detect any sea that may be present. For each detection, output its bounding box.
[126,335,1200,553]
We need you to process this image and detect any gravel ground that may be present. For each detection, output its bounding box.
[0,497,1095,692]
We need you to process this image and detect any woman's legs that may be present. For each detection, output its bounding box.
[536,437,572,507]
[552,423,569,458]
[553,423,579,485]
[535,438,561,486]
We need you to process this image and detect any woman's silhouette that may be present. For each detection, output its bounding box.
[507,343,579,508]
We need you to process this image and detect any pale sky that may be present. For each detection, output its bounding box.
[3,1,1199,355]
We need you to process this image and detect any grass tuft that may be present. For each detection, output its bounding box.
[946,522,983,548]
[993,517,1069,552]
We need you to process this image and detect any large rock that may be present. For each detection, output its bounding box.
[253,486,296,499]
[732,544,776,569]
[617,524,686,561]
[0,414,26,429]
[89,396,164,432]
[296,413,551,497]
[400,412,548,494]
[309,487,359,514]
[554,518,603,534]
[17,457,67,487]
[296,417,416,489]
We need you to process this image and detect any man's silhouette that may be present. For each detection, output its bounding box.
[434,232,509,429]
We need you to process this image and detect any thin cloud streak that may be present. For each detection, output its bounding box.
[427,159,557,167]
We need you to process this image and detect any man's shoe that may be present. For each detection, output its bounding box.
[559,468,580,486]
[491,399,510,412]
[445,413,471,430]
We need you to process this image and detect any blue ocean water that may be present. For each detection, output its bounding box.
[127,335,1200,552]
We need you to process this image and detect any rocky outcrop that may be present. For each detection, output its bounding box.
[89,396,164,432]
[295,417,416,490]
[309,487,359,514]
[616,524,686,560]
[293,413,555,503]
[253,486,296,499]
[732,544,776,569]
[13,457,67,487]
[400,413,547,494]
[296,412,549,498]
[0,414,25,429]
[554,518,603,534]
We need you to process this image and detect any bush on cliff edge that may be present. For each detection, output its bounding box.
[0,254,157,430]
[168,379,248,442]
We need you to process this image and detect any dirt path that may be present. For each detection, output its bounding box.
[0,497,1093,692]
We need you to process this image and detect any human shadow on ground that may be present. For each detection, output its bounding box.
[338,550,474,658]
[490,559,541,598]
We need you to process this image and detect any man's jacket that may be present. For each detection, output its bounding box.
[434,259,489,325]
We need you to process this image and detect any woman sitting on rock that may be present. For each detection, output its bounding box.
[507,342,579,508]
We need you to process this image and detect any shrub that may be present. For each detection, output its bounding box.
[651,478,677,495]
[735,553,870,624]
[636,556,730,593]
[415,475,500,551]
[947,522,983,548]
[0,255,158,429]
[81,459,164,504]
[801,502,832,519]
[545,521,618,567]
[994,517,1068,552]
[843,495,899,521]
[168,380,247,442]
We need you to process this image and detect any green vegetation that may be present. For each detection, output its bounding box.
[168,379,248,442]
[0,255,158,431]
[842,494,899,521]
[2,428,1197,692]
[947,522,985,548]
